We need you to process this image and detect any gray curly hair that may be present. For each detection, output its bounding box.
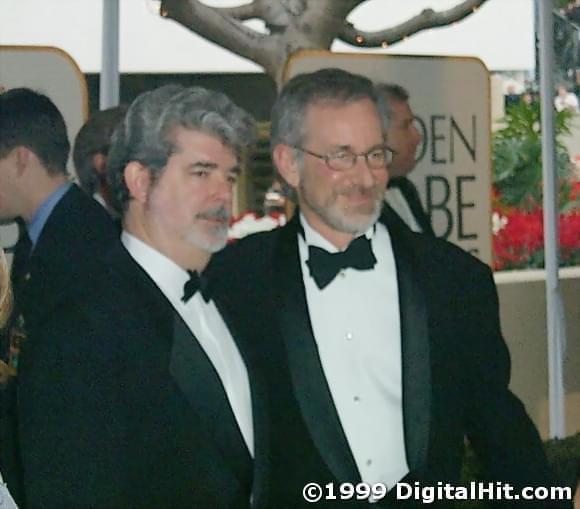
[107,85,256,214]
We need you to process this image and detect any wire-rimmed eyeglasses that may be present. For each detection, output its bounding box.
[291,145,395,172]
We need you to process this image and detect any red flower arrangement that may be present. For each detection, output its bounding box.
[560,211,580,265]
[492,205,580,271]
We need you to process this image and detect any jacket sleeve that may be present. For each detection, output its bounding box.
[461,264,573,508]
[17,296,129,509]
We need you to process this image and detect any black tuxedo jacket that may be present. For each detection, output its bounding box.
[1,184,117,506]
[217,207,567,508]
[16,240,274,509]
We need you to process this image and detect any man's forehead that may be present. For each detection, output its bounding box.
[168,127,231,154]
[305,97,376,115]
[168,126,203,144]
[303,99,383,142]
[303,98,382,132]
[164,127,240,175]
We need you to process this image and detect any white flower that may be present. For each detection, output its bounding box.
[492,212,508,235]
[228,213,286,240]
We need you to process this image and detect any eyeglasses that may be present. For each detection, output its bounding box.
[291,145,395,172]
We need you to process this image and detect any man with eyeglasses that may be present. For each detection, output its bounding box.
[216,68,573,508]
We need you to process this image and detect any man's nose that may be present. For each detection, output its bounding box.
[211,173,234,203]
[353,155,376,187]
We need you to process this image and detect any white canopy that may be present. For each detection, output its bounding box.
[0,0,535,73]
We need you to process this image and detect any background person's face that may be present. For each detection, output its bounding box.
[144,127,238,255]
[295,98,388,238]
[385,99,423,178]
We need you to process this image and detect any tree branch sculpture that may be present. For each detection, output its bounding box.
[159,0,490,85]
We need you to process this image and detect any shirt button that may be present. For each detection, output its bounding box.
[339,270,346,278]
[346,332,353,340]
[366,459,373,466]
[353,396,360,402]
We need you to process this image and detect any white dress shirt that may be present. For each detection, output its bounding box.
[122,232,254,456]
[298,215,409,489]
[384,187,422,233]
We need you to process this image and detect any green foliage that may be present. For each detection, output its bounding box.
[492,101,574,211]
[556,0,573,9]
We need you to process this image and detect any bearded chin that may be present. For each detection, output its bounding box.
[185,224,229,254]
[339,197,383,235]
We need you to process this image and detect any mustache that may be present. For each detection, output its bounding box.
[341,184,382,198]
[196,207,231,223]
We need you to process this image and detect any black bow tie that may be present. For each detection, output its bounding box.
[306,235,377,290]
[182,270,212,303]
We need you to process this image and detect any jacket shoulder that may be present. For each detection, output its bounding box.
[57,184,118,240]
[214,228,280,270]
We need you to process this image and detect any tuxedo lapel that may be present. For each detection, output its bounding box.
[273,210,431,481]
[390,177,435,236]
[213,297,270,507]
[169,314,253,490]
[382,208,431,473]
[108,242,253,492]
[273,218,361,484]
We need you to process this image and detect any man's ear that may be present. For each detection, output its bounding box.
[92,153,107,174]
[123,161,151,204]
[13,146,32,176]
[272,144,300,189]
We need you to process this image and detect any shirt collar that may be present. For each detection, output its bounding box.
[27,181,72,246]
[299,212,375,254]
[121,231,190,305]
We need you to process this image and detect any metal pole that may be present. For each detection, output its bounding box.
[100,0,120,109]
[537,0,567,439]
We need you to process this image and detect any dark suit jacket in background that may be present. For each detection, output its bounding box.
[1,183,117,506]
[387,177,434,236]
[11,183,118,329]
[216,207,569,508]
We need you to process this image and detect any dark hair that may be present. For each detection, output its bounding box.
[270,68,380,151]
[374,83,410,125]
[375,83,409,103]
[107,85,256,215]
[0,88,70,175]
[73,106,127,194]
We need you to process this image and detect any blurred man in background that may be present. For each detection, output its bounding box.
[376,83,434,235]
[0,87,117,506]
[73,105,127,216]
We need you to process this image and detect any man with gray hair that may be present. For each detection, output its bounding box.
[375,83,434,235]
[17,85,265,508]
[220,68,571,508]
